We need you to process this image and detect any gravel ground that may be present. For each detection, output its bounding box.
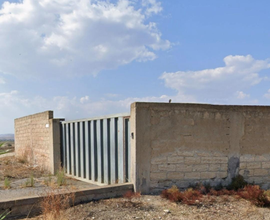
[24,194,270,220]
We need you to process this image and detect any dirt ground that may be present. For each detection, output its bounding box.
[24,194,270,220]
[0,156,50,183]
[1,156,270,220]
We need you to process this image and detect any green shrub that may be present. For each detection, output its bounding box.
[4,177,10,189]
[227,175,247,190]
[56,169,66,187]
[25,173,35,187]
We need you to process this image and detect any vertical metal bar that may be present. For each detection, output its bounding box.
[70,123,75,176]
[85,121,90,180]
[103,119,109,184]
[110,118,116,184]
[126,118,131,182]
[61,123,66,171]
[66,124,70,174]
[80,122,85,178]
[117,117,124,183]
[97,120,103,183]
[91,120,95,181]
[75,122,80,177]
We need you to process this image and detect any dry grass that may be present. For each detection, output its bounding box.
[162,184,270,208]
[0,156,50,182]
[40,189,75,220]
[123,190,141,200]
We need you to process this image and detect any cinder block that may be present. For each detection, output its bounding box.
[151,156,167,165]
[240,155,255,162]
[253,169,268,176]
[184,172,200,179]
[197,151,211,157]
[185,157,201,165]
[150,172,167,180]
[201,157,228,164]
[209,164,220,171]
[177,151,194,157]
[255,155,269,162]
[167,172,184,179]
[151,165,159,172]
[200,172,216,179]
[150,181,159,188]
[216,172,227,179]
[193,164,208,172]
[176,164,193,172]
[246,162,261,169]
[168,156,184,164]
[158,164,176,172]
[262,162,270,169]
[220,164,228,172]
[240,169,254,176]
[239,162,247,169]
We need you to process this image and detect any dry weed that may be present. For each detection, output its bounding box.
[40,189,75,220]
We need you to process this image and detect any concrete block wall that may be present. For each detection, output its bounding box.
[150,150,228,191]
[130,102,270,194]
[15,111,63,174]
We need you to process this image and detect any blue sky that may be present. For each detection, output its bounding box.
[0,0,270,133]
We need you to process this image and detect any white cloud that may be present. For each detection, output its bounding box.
[160,55,270,102]
[80,95,89,104]
[236,91,250,99]
[0,0,169,79]
[142,0,162,16]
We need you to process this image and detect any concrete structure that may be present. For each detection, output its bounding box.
[14,111,63,174]
[14,102,270,194]
[130,102,270,193]
[0,183,133,218]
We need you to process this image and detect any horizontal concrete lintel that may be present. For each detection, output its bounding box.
[61,113,130,124]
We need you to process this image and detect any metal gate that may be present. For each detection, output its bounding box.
[60,113,131,184]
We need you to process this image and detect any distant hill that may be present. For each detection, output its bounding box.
[0,134,14,141]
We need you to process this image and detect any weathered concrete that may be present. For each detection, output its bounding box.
[130,102,270,193]
[14,111,64,174]
[0,183,133,219]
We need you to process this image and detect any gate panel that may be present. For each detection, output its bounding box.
[61,113,130,184]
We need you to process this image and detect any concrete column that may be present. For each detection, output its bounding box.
[49,118,64,174]
[130,102,152,194]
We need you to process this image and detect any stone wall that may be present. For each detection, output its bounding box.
[14,111,63,174]
[130,102,270,193]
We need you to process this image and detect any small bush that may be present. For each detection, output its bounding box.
[4,177,10,189]
[123,190,141,200]
[41,191,74,220]
[227,175,247,190]
[161,185,203,205]
[237,185,270,207]
[161,184,270,207]
[161,185,183,203]
[24,174,35,187]
[56,169,66,187]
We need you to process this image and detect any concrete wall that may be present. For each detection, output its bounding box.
[130,102,270,194]
[14,111,63,174]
